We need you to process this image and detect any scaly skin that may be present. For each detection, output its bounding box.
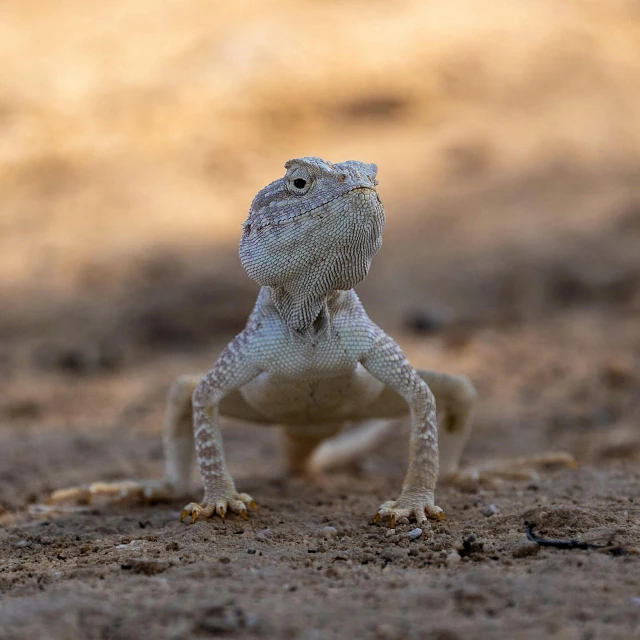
[182,157,447,525]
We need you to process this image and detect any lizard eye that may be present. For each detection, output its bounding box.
[288,173,313,195]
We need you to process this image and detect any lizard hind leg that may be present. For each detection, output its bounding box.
[49,370,274,507]
[305,419,394,474]
[415,371,577,484]
[281,423,344,476]
[48,373,202,506]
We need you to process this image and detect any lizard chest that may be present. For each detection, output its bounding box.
[239,365,384,424]
[267,339,357,378]
[254,323,362,379]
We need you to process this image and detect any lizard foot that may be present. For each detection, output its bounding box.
[48,480,176,506]
[373,494,445,528]
[181,492,257,524]
[444,451,578,487]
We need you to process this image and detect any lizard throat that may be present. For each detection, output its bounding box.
[269,285,337,334]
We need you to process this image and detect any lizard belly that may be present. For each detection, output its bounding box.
[239,364,385,424]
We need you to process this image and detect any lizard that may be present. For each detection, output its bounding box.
[49,157,574,525]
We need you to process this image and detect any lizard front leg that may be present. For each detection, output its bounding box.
[181,330,262,523]
[362,331,445,527]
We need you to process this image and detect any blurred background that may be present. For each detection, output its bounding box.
[1,0,639,504]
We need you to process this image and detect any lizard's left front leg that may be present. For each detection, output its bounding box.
[362,331,445,528]
[181,330,262,524]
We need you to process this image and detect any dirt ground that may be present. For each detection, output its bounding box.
[1,1,640,638]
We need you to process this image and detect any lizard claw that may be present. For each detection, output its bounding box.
[374,495,445,527]
[216,502,227,520]
[181,492,256,524]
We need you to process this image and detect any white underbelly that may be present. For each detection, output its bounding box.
[239,364,385,424]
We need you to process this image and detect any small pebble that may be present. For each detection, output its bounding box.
[385,528,396,538]
[446,551,461,566]
[481,504,499,517]
[318,526,338,538]
[256,528,272,541]
[408,528,423,541]
[15,540,30,548]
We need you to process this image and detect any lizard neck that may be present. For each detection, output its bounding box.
[269,285,341,333]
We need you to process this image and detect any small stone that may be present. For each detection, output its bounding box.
[408,528,423,540]
[457,533,484,557]
[481,504,499,517]
[512,543,540,558]
[396,517,410,525]
[446,551,462,566]
[318,526,338,538]
[15,540,30,548]
[385,528,396,537]
[256,528,273,541]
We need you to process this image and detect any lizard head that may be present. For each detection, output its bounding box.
[239,157,385,298]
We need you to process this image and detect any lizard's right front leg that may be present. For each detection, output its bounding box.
[181,330,263,524]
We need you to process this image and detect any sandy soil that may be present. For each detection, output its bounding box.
[1,1,640,638]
